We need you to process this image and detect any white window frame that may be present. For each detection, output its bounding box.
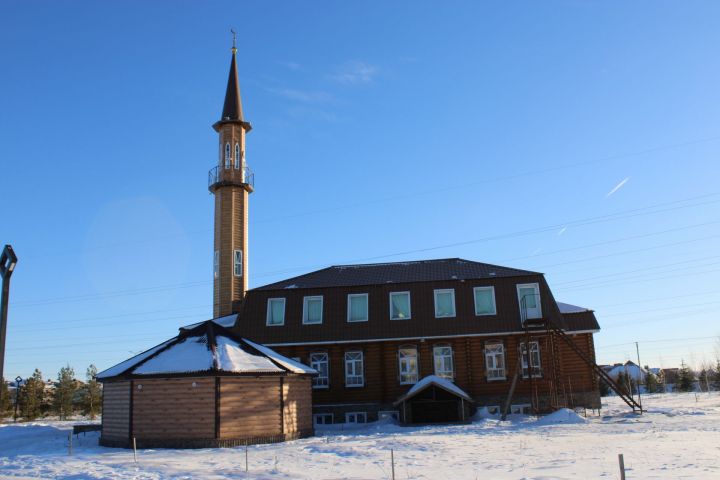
[234,143,241,169]
[344,351,364,387]
[266,298,286,326]
[378,410,399,421]
[389,291,412,320]
[511,403,531,415]
[347,293,369,323]
[224,142,231,169]
[485,342,506,381]
[313,413,334,426]
[345,411,367,424]
[433,289,456,318]
[302,295,324,325]
[233,250,242,277]
[517,283,542,320]
[213,250,219,279]
[398,346,419,385]
[310,352,329,389]
[519,341,542,378]
[473,286,497,316]
[433,345,454,379]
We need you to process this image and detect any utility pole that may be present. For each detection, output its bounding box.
[635,342,643,412]
[0,244,18,401]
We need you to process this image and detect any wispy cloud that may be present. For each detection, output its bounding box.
[330,61,379,84]
[606,177,630,197]
[265,87,334,104]
[278,61,301,71]
[557,226,567,236]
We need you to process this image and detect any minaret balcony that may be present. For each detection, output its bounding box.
[208,164,254,193]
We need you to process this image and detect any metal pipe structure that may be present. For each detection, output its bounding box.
[0,244,18,399]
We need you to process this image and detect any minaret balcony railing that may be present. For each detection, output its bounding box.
[208,164,254,192]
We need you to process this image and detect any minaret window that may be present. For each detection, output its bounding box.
[224,143,231,169]
[233,250,243,277]
[213,251,219,279]
[234,143,240,169]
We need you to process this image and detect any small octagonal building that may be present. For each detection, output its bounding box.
[97,318,316,448]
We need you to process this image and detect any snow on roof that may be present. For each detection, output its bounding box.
[244,338,317,374]
[557,302,591,314]
[395,375,472,405]
[97,338,174,379]
[215,335,283,372]
[181,313,238,331]
[98,321,316,379]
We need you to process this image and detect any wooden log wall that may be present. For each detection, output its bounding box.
[101,381,130,441]
[219,377,282,439]
[132,378,215,439]
[282,376,313,434]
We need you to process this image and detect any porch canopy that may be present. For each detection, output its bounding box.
[394,375,474,424]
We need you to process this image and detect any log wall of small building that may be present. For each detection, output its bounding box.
[132,377,215,439]
[282,376,313,434]
[219,377,282,438]
[101,381,130,441]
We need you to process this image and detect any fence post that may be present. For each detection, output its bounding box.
[245,442,248,472]
[618,453,626,480]
[390,448,395,480]
[132,437,138,463]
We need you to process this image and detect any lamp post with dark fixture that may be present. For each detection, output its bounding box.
[14,376,22,421]
[1,244,18,411]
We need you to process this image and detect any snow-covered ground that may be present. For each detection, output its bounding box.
[1,393,719,479]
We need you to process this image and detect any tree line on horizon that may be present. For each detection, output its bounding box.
[1,364,102,421]
[600,359,720,397]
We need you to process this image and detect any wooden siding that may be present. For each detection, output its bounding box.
[101,381,130,440]
[274,332,597,407]
[282,376,313,433]
[132,378,215,439]
[219,377,282,438]
[236,275,572,345]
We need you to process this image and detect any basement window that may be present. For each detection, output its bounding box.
[266,298,286,326]
[233,250,242,277]
[345,412,367,424]
[303,296,324,324]
[434,289,456,318]
[389,292,411,320]
[474,286,497,316]
[313,413,334,426]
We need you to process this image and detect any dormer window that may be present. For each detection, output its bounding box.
[234,143,240,169]
[224,143,231,169]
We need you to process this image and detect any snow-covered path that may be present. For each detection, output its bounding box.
[1,393,719,479]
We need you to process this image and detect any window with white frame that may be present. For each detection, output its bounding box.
[213,250,219,279]
[517,283,542,320]
[378,410,399,421]
[511,404,531,415]
[313,413,333,425]
[233,250,242,277]
[303,296,323,324]
[519,341,542,378]
[310,352,329,388]
[345,412,367,424]
[398,346,419,384]
[389,292,411,320]
[486,405,500,415]
[485,342,506,380]
[234,143,240,169]
[434,289,456,318]
[345,351,364,387]
[433,345,454,379]
[224,142,231,169]
[266,298,286,326]
[347,293,369,322]
[474,286,496,316]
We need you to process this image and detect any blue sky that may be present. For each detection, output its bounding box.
[2,1,720,381]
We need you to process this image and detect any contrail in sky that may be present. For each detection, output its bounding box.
[606,177,630,197]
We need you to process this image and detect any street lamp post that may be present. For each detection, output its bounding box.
[14,376,22,422]
[0,244,18,408]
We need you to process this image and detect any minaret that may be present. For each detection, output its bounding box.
[208,38,253,318]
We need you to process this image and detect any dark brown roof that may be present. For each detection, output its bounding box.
[253,258,539,291]
[561,310,600,331]
[221,51,243,121]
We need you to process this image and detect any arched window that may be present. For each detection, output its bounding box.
[224,143,231,169]
[234,143,240,169]
[398,345,418,384]
[433,344,454,379]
